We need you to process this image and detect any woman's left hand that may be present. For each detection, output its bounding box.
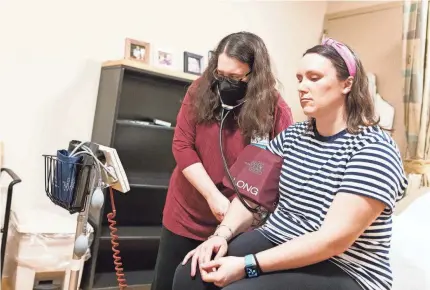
[200,256,246,288]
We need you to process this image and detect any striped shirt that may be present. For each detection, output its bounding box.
[258,121,408,290]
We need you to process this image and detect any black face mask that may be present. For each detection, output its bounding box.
[217,79,248,107]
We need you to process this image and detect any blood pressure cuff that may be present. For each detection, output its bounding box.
[222,145,283,213]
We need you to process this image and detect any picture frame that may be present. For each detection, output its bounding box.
[184,51,204,75]
[153,47,176,70]
[124,38,151,64]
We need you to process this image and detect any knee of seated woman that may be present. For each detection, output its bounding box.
[172,260,198,290]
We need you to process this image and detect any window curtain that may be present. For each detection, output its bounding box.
[402,0,430,190]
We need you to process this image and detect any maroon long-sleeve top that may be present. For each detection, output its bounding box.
[163,81,294,241]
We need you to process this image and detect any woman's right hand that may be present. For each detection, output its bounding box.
[182,235,228,277]
[207,193,230,222]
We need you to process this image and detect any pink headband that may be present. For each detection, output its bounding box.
[321,37,356,77]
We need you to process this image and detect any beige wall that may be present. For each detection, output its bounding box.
[325,2,405,156]
[0,0,327,217]
[327,0,399,14]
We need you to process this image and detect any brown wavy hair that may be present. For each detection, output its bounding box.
[304,44,381,134]
[192,31,279,139]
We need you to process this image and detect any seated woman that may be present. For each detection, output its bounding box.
[172,38,408,290]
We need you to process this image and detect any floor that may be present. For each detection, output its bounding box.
[1,278,150,290]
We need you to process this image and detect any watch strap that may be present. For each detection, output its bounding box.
[254,254,262,274]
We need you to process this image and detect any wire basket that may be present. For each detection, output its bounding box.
[44,154,95,214]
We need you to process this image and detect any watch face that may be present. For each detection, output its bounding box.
[246,266,259,278]
[245,254,259,278]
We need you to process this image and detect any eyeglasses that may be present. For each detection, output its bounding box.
[213,69,251,84]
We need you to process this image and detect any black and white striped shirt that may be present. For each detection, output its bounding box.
[258,121,408,290]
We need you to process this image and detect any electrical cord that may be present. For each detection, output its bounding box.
[107,186,127,289]
[70,141,127,288]
[71,144,117,182]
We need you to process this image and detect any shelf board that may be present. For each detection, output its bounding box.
[127,171,171,189]
[100,225,162,241]
[92,270,153,290]
[116,119,174,131]
[103,59,198,83]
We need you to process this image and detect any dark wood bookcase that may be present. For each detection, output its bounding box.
[81,59,197,289]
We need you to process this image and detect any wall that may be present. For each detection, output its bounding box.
[324,2,406,156]
[327,0,398,14]
[0,0,327,219]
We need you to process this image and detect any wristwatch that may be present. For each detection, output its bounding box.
[244,254,261,278]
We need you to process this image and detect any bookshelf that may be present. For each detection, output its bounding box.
[81,59,197,289]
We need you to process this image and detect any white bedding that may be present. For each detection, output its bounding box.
[391,190,430,290]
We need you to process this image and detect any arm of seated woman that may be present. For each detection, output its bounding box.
[255,193,386,272]
[256,141,406,272]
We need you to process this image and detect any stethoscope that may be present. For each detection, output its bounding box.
[217,86,269,223]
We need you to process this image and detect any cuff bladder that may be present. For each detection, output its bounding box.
[222,144,283,213]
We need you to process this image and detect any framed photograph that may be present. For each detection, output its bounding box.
[124,38,151,64]
[154,48,175,69]
[184,51,203,75]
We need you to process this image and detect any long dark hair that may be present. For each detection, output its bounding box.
[192,31,278,139]
[304,44,380,134]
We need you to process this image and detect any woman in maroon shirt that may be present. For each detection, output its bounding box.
[150,31,294,290]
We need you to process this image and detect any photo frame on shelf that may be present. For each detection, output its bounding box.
[153,47,176,70]
[124,38,151,64]
[184,51,203,75]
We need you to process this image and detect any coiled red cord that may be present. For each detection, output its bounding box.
[107,186,128,289]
